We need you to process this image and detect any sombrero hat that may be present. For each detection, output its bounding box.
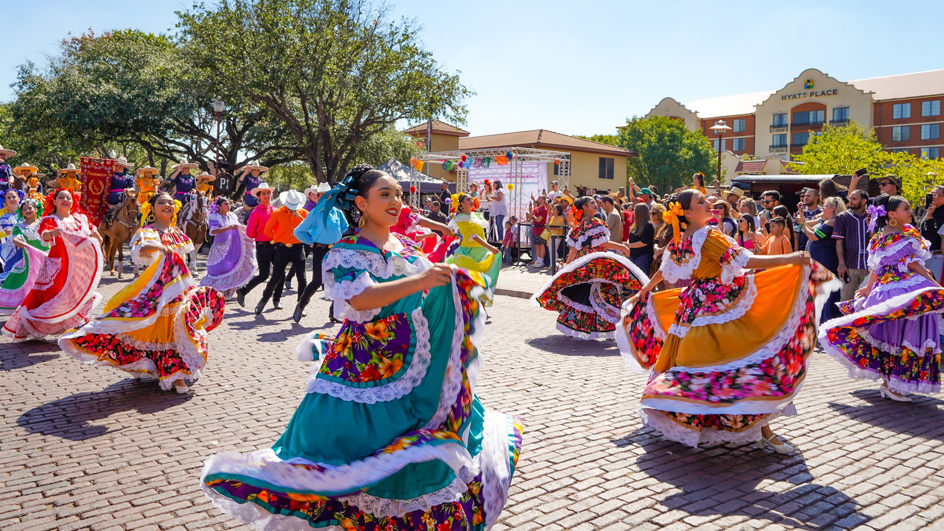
[196,171,216,182]
[13,163,38,175]
[243,161,269,173]
[279,190,306,211]
[250,182,276,197]
[304,182,331,196]
[172,158,200,171]
[136,166,160,176]
[0,146,15,158]
[58,163,81,175]
[113,156,134,170]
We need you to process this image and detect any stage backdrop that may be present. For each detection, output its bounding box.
[80,157,114,227]
[468,162,547,219]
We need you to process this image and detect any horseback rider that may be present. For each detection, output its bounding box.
[101,157,136,227]
[48,164,83,194]
[135,166,162,205]
[167,159,199,204]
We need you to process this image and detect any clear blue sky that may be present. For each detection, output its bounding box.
[4,0,943,138]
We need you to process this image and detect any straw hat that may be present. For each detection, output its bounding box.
[13,163,38,176]
[113,156,134,170]
[250,182,276,197]
[136,166,160,176]
[726,187,745,198]
[58,163,81,175]
[172,158,200,171]
[243,161,269,173]
[0,146,15,159]
[196,171,216,182]
[279,190,306,211]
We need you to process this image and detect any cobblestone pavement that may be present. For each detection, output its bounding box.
[2,265,944,531]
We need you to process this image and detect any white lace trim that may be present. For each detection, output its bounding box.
[667,275,758,340]
[660,226,711,284]
[640,405,794,448]
[329,271,381,323]
[720,246,754,285]
[566,224,609,250]
[114,333,177,351]
[305,306,432,404]
[668,266,811,373]
[337,477,468,519]
[200,443,472,502]
[867,232,932,271]
[323,247,431,322]
[556,321,613,340]
[818,334,943,395]
[868,275,930,301]
[529,251,650,309]
[480,411,515,530]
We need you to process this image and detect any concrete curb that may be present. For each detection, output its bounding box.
[495,288,534,300]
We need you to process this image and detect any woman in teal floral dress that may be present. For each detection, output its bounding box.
[203,165,523,531]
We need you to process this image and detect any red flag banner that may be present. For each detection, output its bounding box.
[80,157,114,227]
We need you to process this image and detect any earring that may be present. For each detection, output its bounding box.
[358,215,367,229]
[888,219,897,227]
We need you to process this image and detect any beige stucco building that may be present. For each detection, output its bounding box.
[640,68,944,171]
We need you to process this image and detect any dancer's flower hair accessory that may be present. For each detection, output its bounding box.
[570,205,583,223]
[867,204,886,233]
[663,202,685,246]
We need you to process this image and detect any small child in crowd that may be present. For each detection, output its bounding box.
[764,217,792,255]
[501,220,514,265]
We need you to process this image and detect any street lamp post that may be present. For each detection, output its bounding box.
[211,100,225,176]
[709,120,732,187]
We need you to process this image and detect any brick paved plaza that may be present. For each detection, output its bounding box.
[3,267,944,531]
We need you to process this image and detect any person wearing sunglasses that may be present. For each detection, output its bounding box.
[920,185,944,281]
[877,175,901,196]
[711,201,738,238]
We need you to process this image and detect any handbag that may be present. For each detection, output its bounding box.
[540,228,552,241]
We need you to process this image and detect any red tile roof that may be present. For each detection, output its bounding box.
[458,129,633,156]
[402,119,469,137]
[735,160,767,173]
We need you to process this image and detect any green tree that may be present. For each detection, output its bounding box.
[790,121,887,176]
[9,29,298,174]
[177,0,472,182]
[352,126,417,167]
[618,116,715,193]
[575,134,620,147]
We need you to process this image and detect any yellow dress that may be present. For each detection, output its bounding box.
[136,176,161,204]
[56,175,83,193]
[617,226,837,447]
[197,181,214,196]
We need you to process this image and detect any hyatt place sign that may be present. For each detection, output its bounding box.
[782,89,838,101]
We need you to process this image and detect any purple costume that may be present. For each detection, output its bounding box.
[107,172,135,205]
[819,225,944,395]
[242,174,262,208]
[200,211,256,293]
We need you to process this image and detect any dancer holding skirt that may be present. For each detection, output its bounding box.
[201,196,256,299]
[617,190,837,453]
[819,194,944,401]
[204,165,523,531]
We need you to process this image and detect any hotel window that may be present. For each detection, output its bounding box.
[732,119,747,133]
[732,138,746,151]
[598,157,614,180]
[922,100,940,117]
[772,134,787,147]
[793,132,810,146]
[921,124,941,140]
[892,126,910,142]
[793,110,825,125]
[713,139,727,151]
[890,148,911,154]
[921,147,940,159]
[773,114,788,127]
[833,107,849,123]
[893,103,911,119]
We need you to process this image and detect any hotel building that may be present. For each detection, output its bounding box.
[643,68,944,172]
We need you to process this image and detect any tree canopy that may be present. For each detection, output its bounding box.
[618,116,715,193]
[177,0,472,182]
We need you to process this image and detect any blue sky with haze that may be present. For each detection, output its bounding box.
[3,0,942,137]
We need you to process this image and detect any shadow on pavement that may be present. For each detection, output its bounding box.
[525,335,620,357]
[17,379,192,441]
[612,428,868,529]
[0,340,60,371]
[828,388,944,442]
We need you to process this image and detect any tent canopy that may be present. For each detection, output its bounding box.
[376,158,452,194]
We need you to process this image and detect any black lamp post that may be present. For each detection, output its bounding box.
[211,100,225,176]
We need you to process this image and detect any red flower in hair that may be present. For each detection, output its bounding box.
[43,188,84,217]
[570,206,583,222]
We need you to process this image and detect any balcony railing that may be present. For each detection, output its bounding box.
[791,143,807,149]
[770,125,789,133]
[830,119,849,125]
[770,145,789,153]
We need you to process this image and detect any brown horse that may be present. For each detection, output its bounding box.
[179,191,208,274]
[99,190,141,279]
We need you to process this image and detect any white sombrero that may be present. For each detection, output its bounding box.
[113,156,134,170]
[250,181,276,197]
[0,146,15,158]
[280,190,306,211]
[196,171,216,182]
[172,158,200,171]
[58,163,81,175]
[304,182,331,196]
[137,166,160,176]
[243,161,269,173]
[13,163,38,175]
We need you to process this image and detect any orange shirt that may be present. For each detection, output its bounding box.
[764,234,792,256]
[264,207,307,244]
